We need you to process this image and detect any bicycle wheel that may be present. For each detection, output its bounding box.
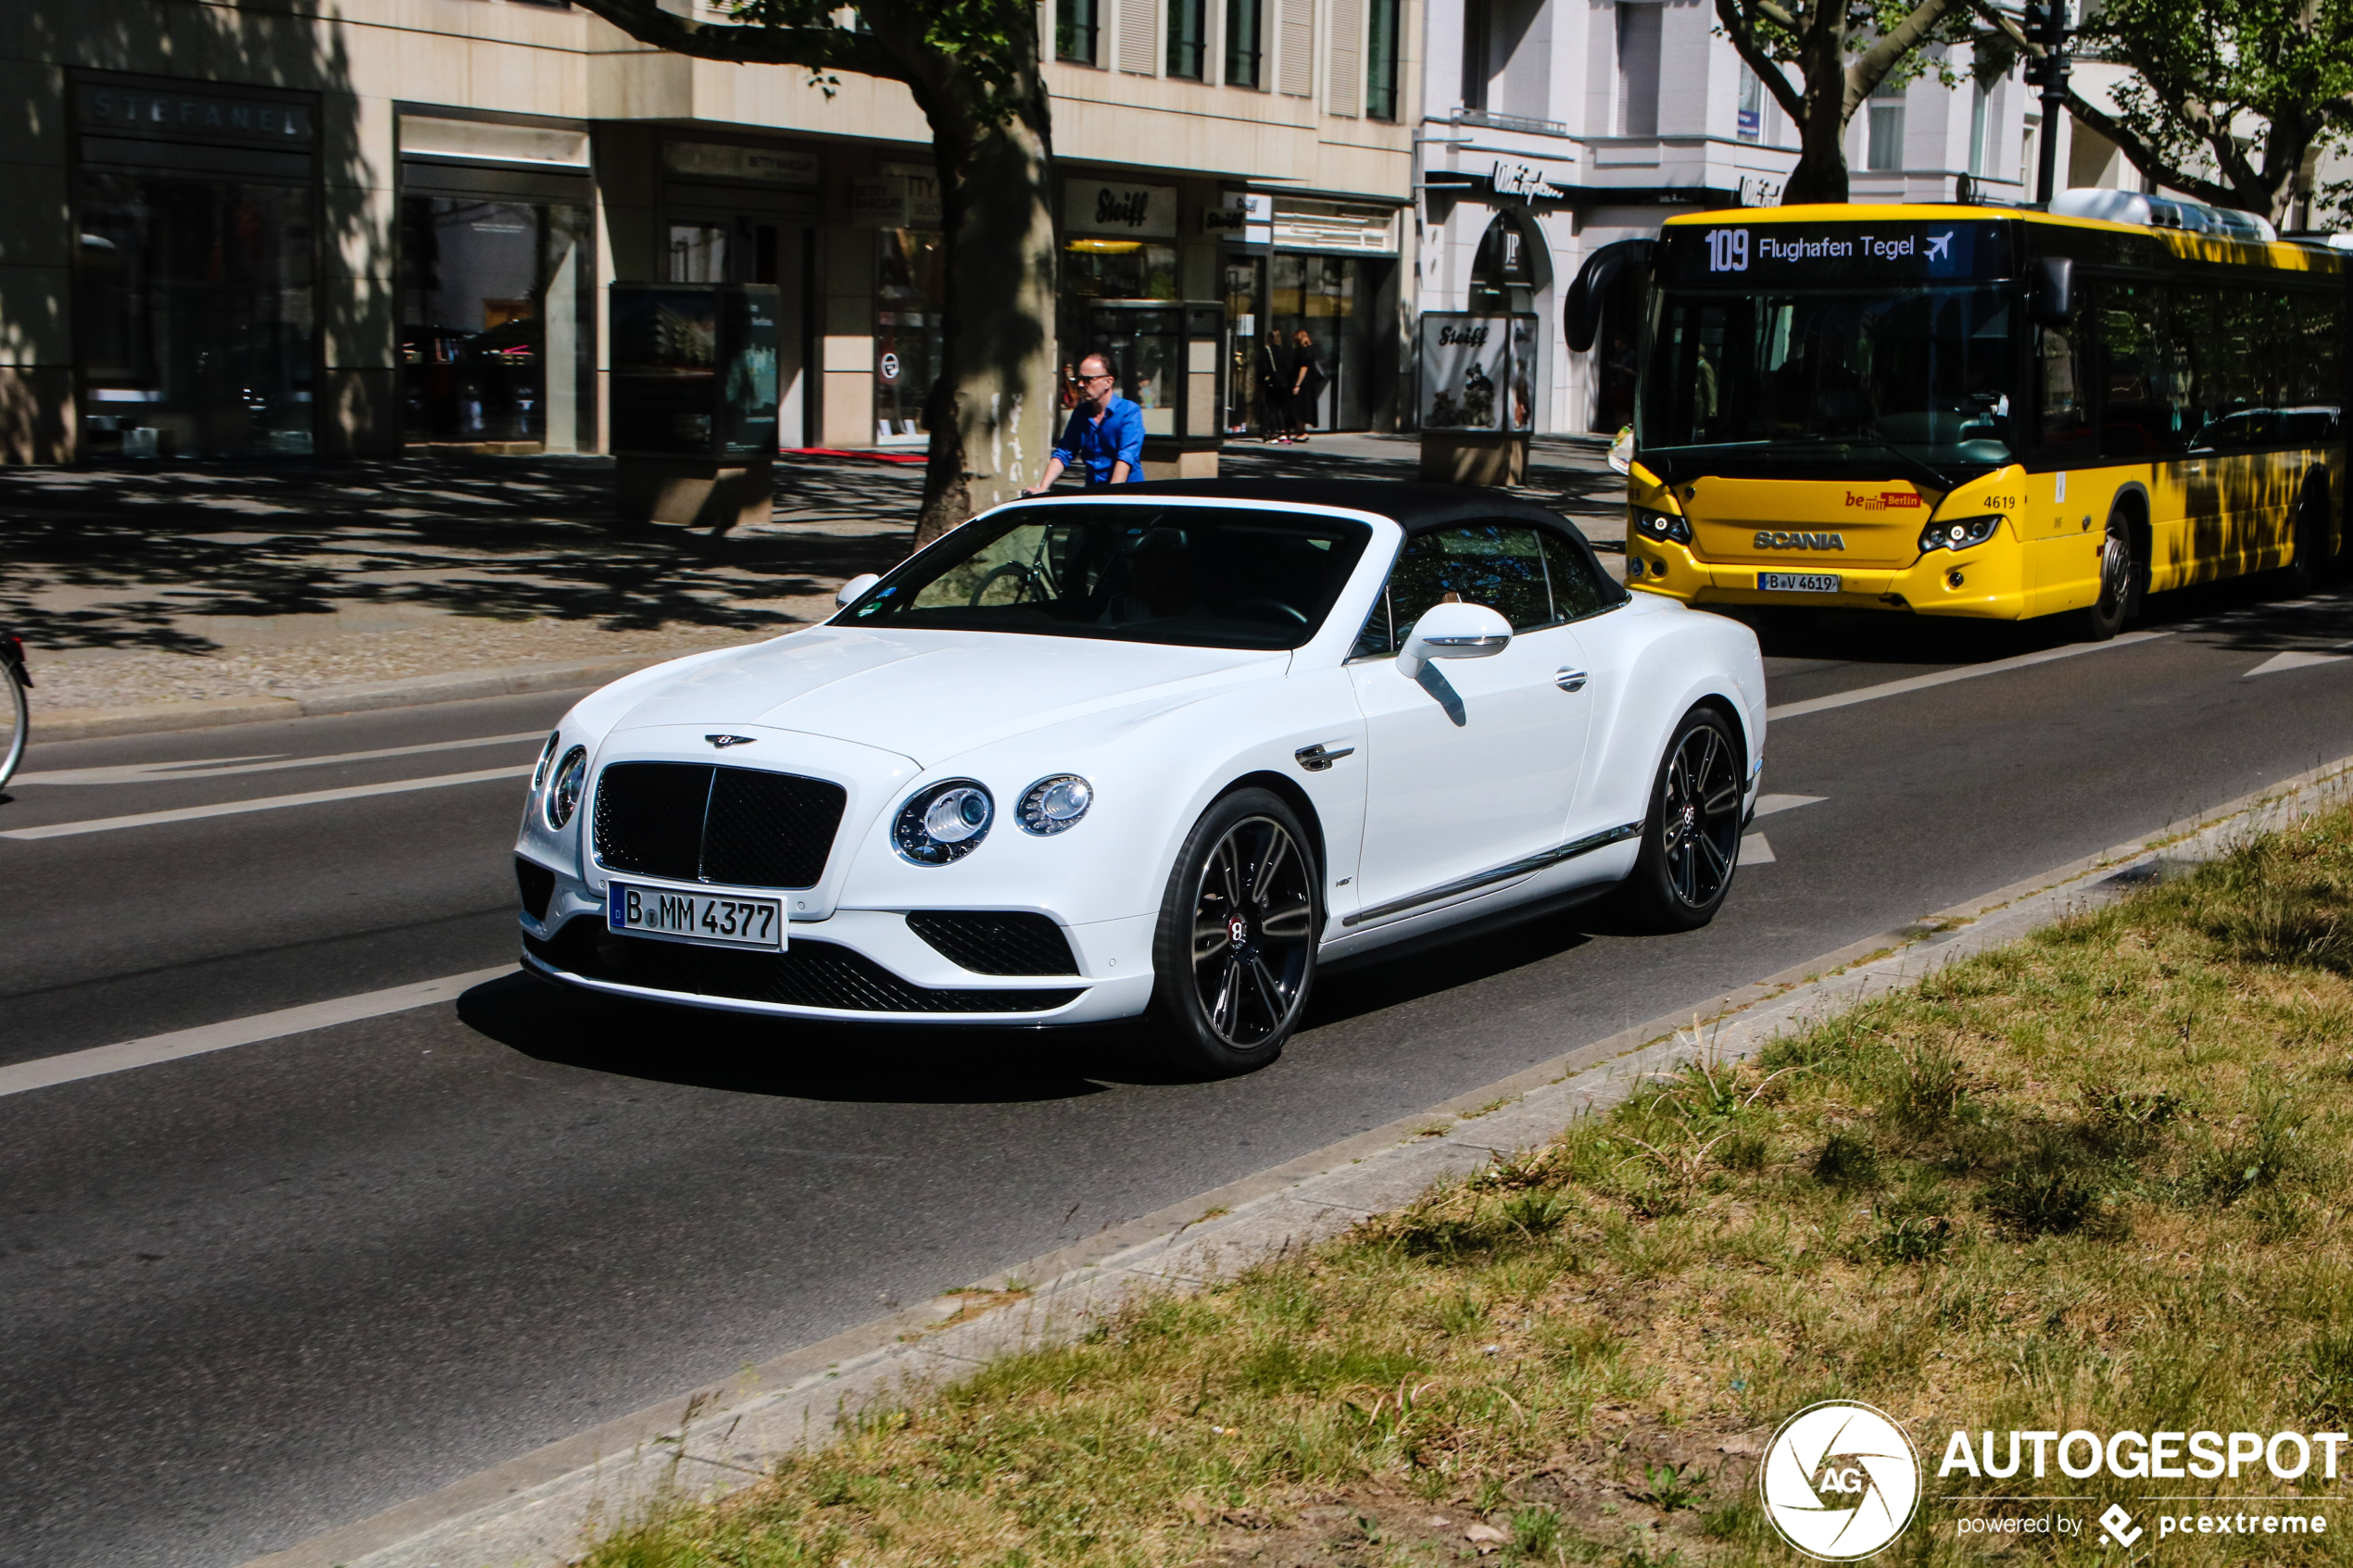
[0,659,24,790]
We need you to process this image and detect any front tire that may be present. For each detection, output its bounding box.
[1146,789,1320,1076]
[1607,707,1745,934]
[2070,506,2142,642]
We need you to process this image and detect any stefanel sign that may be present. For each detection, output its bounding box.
[78,82,314,144]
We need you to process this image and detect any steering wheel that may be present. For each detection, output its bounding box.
[1229,597,1309,628]
[970,561,1047,607]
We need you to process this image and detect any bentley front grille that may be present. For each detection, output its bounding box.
[592,761,847,889]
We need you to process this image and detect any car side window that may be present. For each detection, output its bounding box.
[1539,529,1616,621]
[1386,524,1553,647]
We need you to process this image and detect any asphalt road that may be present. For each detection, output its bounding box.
[5,581,2352,1568]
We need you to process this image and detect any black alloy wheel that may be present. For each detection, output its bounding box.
[1607,707,1745,934]
[1148,788,1320,1075]
[2074,506,2142,642]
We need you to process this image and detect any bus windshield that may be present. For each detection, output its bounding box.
[1638,285,2018,482]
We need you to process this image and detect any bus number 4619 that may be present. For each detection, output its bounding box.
[1708,229,1750,272]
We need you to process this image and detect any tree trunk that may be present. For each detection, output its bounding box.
[912,101,1059,549]
[1780,21,1854,205]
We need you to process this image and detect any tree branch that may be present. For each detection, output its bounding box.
[1844,0,1964,119]
[2063,88,2239,207]
[570,0,906,82]
[1715,0,1808,123]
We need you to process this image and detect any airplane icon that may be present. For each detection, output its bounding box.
[1926,231,1954,261]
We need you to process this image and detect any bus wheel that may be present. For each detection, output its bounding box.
[2072,508,2139,642]
[2283,484,2327,596]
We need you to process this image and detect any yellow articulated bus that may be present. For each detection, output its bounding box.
[1571,192,2349,639]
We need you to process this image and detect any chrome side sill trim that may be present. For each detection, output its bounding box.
[1340,821,1643,927]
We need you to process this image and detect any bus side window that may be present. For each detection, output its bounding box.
[2037,320,2094,457]
[2098,282,2172,458]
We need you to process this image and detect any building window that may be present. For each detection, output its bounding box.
[1057,0,1100,63]
[1461,0,1491,111]
[1366,0,1401,119]
[1168,0,1207,78]
[1225,0,1264,84]
[1616,4,1661,137]
[401,194,595,451]
[1968,79,1993,175]
[1737,63,1763,142]
[875,229,944,445]
[1867,77,1906,170]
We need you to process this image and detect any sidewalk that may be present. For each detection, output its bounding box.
[0,438,1624,739]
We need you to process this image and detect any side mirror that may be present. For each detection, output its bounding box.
[2030,257,2074,327]
[1398,601,1513,678]
[835,572,882,609]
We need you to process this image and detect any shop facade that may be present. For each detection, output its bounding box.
[1,0,1418,468]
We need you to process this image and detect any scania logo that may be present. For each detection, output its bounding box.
[1754,532,1847,551]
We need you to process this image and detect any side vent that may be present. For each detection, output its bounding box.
[906,911,1080,976]
[515,857,557,921]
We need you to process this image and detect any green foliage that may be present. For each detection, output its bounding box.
[2072,0,2353,220]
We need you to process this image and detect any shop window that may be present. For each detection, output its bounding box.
[667,223,728,282]
[1365,0,1402,119]
[1226,0,1264,85]
[1169,0,1207,78]
[77,170,317,458]
[1063,239,1179,301]
[1269,252,1380,433]
[1057,0,1101,63]
[875,228,945,445]
[398,195,593,451]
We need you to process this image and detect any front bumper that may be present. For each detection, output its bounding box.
[1626,539,2028,619]
[517,901,1156,1028]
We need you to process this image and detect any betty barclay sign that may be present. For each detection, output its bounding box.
[1063,181,1179,239]
[78,83,314,144]
[1752,1400,2346,1561]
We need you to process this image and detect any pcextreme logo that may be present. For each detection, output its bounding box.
[1760,1400,1922,1561]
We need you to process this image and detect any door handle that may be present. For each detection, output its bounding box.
[1555,669,1588,693]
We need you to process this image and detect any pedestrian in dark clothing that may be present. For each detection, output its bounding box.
[1260,336,1298,443]
[1289,328,1327,443]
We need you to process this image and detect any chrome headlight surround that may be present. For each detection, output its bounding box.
[1016,773,1093,835]
[1919,514,2004,554]
[545,746,588,831]
[894,779,995,865]
[1629,506,1692,545]
[532,730,561,790]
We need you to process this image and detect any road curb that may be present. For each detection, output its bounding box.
[27,651,722,743]
[240,753,2353,1568]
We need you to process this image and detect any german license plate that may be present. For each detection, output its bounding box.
[607,882,784,950]
[1758,571,1841,594]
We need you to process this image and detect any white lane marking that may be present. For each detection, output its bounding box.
[1767,630,2171,721]
[2245,647,2352,678]
[1742,833,1776,864]
[0,966,514,1099]
[14,731,546,787]
[0,764,534,840]
[1752,793,1825,817]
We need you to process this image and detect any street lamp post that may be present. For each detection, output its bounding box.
[2020,1,2072,206]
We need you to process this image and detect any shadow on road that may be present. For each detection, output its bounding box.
[0,456,918,654]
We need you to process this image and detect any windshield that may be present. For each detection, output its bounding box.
[1638,286,2019,480]
[837,503,1373,650]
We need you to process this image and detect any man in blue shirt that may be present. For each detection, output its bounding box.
[1027,353,1145,492]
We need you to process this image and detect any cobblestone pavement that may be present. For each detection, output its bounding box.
[0,439,1623,716]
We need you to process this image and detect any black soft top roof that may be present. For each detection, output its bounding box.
[1038,479,1591,538]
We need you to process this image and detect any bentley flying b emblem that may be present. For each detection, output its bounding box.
[705,734,758,748]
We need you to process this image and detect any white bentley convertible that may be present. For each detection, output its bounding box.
[513,482,1768,1073]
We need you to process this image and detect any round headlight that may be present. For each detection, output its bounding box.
[532,730,561,789]
[545,746,587,830]
[1017,773,1093,834]
[894,780,994,865]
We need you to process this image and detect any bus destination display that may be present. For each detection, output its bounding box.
[1665,220,2010,284]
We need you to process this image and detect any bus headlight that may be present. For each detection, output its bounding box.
[1630,506,1692,545]
[1919,514,2004,553]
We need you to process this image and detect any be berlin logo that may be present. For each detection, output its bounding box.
[1756,1400,2342,1559]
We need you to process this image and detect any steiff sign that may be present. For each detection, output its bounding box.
[78,83,315,144]
[1063,181,1179,238]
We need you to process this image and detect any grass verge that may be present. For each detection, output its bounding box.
[585,804,2353,1567]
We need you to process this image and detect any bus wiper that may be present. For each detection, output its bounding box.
[1793,434,1957,494]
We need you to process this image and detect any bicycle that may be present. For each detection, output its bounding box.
[0,631,29,790]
